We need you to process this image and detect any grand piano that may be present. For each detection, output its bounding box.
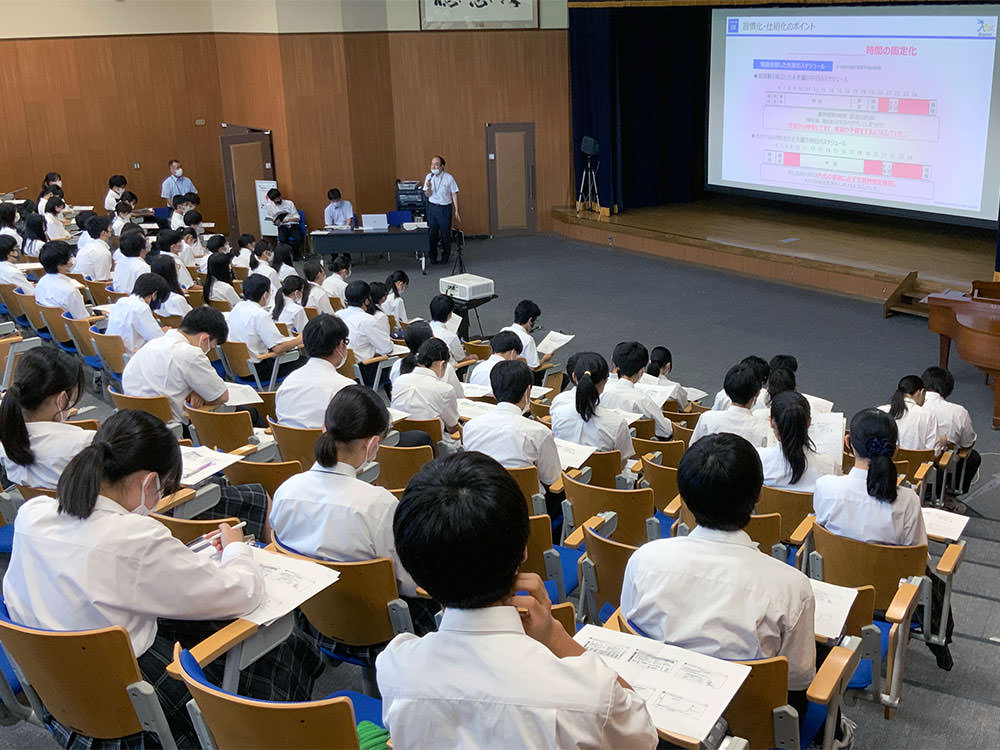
[928,291,1000,429]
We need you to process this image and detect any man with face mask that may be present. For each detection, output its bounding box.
[160,158,198,207]
[422,154,460,266]
[264,188,304,258]
[323,187,354,228]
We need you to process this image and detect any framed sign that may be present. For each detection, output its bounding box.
[420,0,538,30]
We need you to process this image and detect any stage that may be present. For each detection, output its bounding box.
[551,196,997,314]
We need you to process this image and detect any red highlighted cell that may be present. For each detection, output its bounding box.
[783,152,800,166]
[877,98,891,113]
[891,162,924,179]
[897,99,931,115]
[863,160,884,175]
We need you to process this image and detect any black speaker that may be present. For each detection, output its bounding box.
[581,136,600,157]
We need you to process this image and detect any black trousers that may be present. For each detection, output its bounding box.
[426,203,453,262]
[277,223,304,257]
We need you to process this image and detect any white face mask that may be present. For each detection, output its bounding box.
[173,168,183,177]
[53,181,62,188]
[364,436,379,465]
[430,167,441,176]
[134,474,161,516]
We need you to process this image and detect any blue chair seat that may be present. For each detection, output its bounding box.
[553,544,582,595]
[847,619,891,690]
[654,509,675,537]
[0,525,12,556]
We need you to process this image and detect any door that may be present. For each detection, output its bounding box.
[486,122,536,236]
[220,129,274,239]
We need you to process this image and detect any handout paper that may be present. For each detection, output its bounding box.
[457,398,493,420]
[530,385,554,399]
[180,445,243,486]
[536,331,574,355]
[243,546,340,626]
[388,408,410,423]
[553,437,596,470]
[808,412,847,463]
[224,383,264,407]
[445,314,462,334]
[921,507,969,542]
[391,343,410,357]
[462,382,492,398]
[809,579,858,642]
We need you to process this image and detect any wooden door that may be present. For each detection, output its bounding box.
[486,122,537,236]
[220,129,274,239]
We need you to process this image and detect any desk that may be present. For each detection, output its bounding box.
[310,227,428,266]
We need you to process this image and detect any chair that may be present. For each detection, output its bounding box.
[543,369,564,393]
[106,286,128,302]
[186,405,253,452]
[462,340,491,360]
[640,456,678,510]
[633,437,685,467]
[663,408,700,428]
[894,447,938,498]
[971,279,1000,299]
[756,485,814,544]
[150,513,239,544]
[580,449,623,489]
[524,515,584,604]
[528,399,550,420]
[506,465,547,515]
[187,286,205,308]
[108,385,175,423]
[631,418,655,439]
[11,484,58,500]
[62,314,105,377]
[207,298,232,313]
[255,390,278,423]
[560,471,659,547]
[83,279,111,306]
[37,303,74,352]
[90,328,130,386]
[394,417,444,444]
[578,524,637,623]
[223,460,302,498]
[219,340,299,392]
[688,400,710,413]
[671,421,694,448]
[11,291,50,340]
[671,496,787,560]
[268,417,321,467]
[0,284,30,329]
[374,444,433,493]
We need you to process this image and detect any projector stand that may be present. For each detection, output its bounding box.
[576,156,600,215]
[450,228,467,275]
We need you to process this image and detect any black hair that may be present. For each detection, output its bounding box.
[770,354,798,373]
[153,228,182,255]
[345,280,371,308]
[723,363,761,406]
[132,272,170,305]
[646,346,673,377]
[120,222,143,238]
[108,174,127,189]
[185,193,200,206]
[490,330,523,356]
[302,313,349,359]
[115,201,132,216]
[40,241,73,273]
[573,351,609,422]
[303,259,324,283]
[399,321,433,374]
[45,197,65,215]
[327,188,342,201]
[272,275,305,321]
[120,190,138,205]
[740,355,771,385]
[513,299,540,325]
[119,233,145,258]
[770,391,814,485]
[86,215,111,239]
[330,254,351,274]
[612,341,648,378]
[921,366,955,399]
[58,410,181,520]
[149,254,184,295]
[415,337,449,369]
[385,270,408,297]
[183,210,202,227]
[271,243,294,271]
[40,172,61,191]
[179,227,197,243]
[432,155,446,167]
[75,211,96,234]
[205,235,227,254]
[394,451,528,609]
[242,273,271,303]
[564,352,579,383]
[0,203,15,228]
[849,408,899,503]
[491,359,532,404]
[22,214,45,242]
[369,281,388,307]
[249,239,272,270]
[179,306,228,345]
[266,188,282,202]
[0,236,16,261]
[429,293,454,322]
[168,159,180,168]
[315,385,389,467]
[889,375,924,420]
[0,348,84,467]
[766,368,796,399]
[678,433,763,531]
[18,200,38,219]
[172,194,187,209]
[237,233,255,249]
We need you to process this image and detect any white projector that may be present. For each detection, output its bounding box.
[439,274,495,301]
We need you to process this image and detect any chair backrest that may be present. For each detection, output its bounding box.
[583,525,637,616]
[633,437,685,468]
[91,329,129,373]
[106,287,128,302]
[528,399,550,420]
[223,460,302,498]
[156,313,183,328]
[971,279,1000,300]
[62,314,100,358]
[219,341,257,379]
[0,283,26,317]
[232,265,250,280]
[336,347,358,380]
[524,514,555,580]
[663,409,700,428]
[894,448,935,483]
[13,291,47,333]
[688,401,710,413]
[12,483,58,499]
[812,523,927,610]
[581,450,622,489]
[268,417,322,467]
[631,418,655,439]
[640,457,677,510]
[150,513,239,544]
[723,656,790,749]
[394,417,443,444]
[255,390,278,423]
[187,286,205,308]
[374,444,433,491]
[744,513,783,555]
[756,485,814,543]
[506,465,541,512]
[843,585,876,639]
[671,422,693,448]
[207,298,233,313]
[37,303,72,345]
[186,405,253,452]
[543,369,564,393]
[83,279,110,306]
[109,386,174,423]
[463,341,491,360]
[562,471,655,546]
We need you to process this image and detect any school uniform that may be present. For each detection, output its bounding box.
[322,273,349,303]
[111,215,129,237]
[233,247,253,269]
[122,329,227,423]
[171,254,194,288]
[390,357,463,399]
[44,213,69,241]
[337,305,393,361]
[756,445,838,493]
[462,402,562,486]
[922,391,980,492]
[22,238,43,257]
[276,297,308,334]
[550,399,633,466]
[105,294,165,354]
[601,377,673,439]
[713,388,768,412]
[228,300,290,359]
[391,367,459,429]
[158,291,192,319]
[813,468,927,547]
[252,263,281,294]
[178,241,198,269]
[0,261,33,293]
[74,237,112,282]
[639,372,689,410]
[274,357,355,429]
[877,398,940,451]
[376,606,658,750]
[621,526,816,690]
[324,200,353,227]
[271,462,416,595]
[690,405,770,447]
[103,188,122,212]
[430,319,466,363]
[500,324,540,368]
[277,264,298,283]
[306,282,335,315]
[111,255,149,295]
[468,353,504,388]
[170,211,186,231]
[382,294,407,324]
[0,421,94,490]
[208,280,242,309]
[34,272,89,320]
[0,226,23,250]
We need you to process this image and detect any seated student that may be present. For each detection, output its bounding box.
[233,233,255,269]
[322,253,351,303]
[323,187,353,227]
[204,252,242,309]
[428,293,467,364]
[148,255,193,318]
[119,189,139,212]
[173,226,198,268]
[691,363,770,447]
[44,197,70,240]
[878,375,941,451]
[0,236,33,293]
[36,172,62,206]
[74,216,113,282]
[104,174,128,212]
[111,233,150,294]
[377,452,658,749]
[0,201,23,250]
[336,280,393,361]
[111,201,133,236]
[248,238,280,295]
[21,213,46,257]
[105,273,169,354]
[500,299,552,370]
[640,345,689,410]
[602,341,673,439]
[382,269,409,325]
[468,330,523,388]
[263,189,303,254]
[0,348,94,490]
[73,211,97,254]
[169,193,190,230]
[302,259,335,315]
[34,241,89,320]
[391,338,461,435]
[204,232,231,260]
[713,354,770,412]
[369,281,391,326]
[757,391,838,492]
[271,243,298,283]
[3,409,324,748]
[921,366,980,497]
[751,368,795,416]
[389,320,463,397]
[272,275,309,334]
[550,352,633,467]
[228,273,303,382]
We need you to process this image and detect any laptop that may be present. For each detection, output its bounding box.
[361,213,389,231]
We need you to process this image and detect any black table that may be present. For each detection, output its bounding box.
[309,227,428,268]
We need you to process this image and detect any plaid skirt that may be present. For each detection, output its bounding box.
[165,481,270,542]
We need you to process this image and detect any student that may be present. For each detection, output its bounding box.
[757,391,838,492]
[500,299,552,370]
[233,233,255,269]
[203,252,242,309]
[383,269,409,325]
[111,233,149,294]
[0,236,33,293]
[336,280,393,361]
[377,451,658,749]
[21,214,46,257]
[264,188,302,253]
[302,259,335,315]
[691,363,770,447]
[36,172,62,205]
[105,273,169,354]
[74,216,113,282]
[428,293,466,364]
[104,174,128,212]
[0,348,93,490]
[228,273,303,382]
[323,187,353,227]
[603,341,673,439]
[468,330,523,388]
[322,253,351,302]
[148,255,193,318]
[0,202,23,250]
[73,211,97,254]
[878,375,941,451]
[271,243,298,283]
[44,197,70,241]
[389,320,464,398]
[204,233,231,259]
[248,238,280,294]
[640,345,688,410]
[157,228,194,288]
[550,352,633,466]
[119,190,139,210]
[178,227,202,269]
[272,275,309,334]
[921,366,980,497]
[391,338,461,435]
[111,201,133,237]
[713,355,770,411]
[3,409,322,748]
[34,241,89,320]
[169,193,190,230]
[770,353,798,373]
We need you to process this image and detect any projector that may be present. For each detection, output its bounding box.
[439,274,495,301]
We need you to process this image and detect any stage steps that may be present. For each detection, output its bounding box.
[883,272,952,318]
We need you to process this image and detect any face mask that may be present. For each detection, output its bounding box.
[364,436,379,465]
[431,168,441,176]
[53,181,62,188]
[332,201,342,208]
[134,474,161,515]
[114,187,123,196]
[55,392,72,422]
[174,168,183,177]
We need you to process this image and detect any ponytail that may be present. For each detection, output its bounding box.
[572,352,609,422]
[249,239,272,271]
[889,375,923,420]
[386,270,409,299]
[646,346,670,377]
[848,408,899,503]
[400,353,418,375]
[400,321,433,375]
[0,385,32,466]
[314,385,389,468]
[770,391,813,485]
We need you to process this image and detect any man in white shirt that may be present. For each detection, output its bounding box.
[323,187,354,227]
[712,355,770,411]
[112,233,150,295]
[104,274,169,354]
[922,366,979,498]
[75,216,113,281]
[422,155,460,265]
[878,376,942,452]
[377,452,658,749]
[264,188,303,257]
[169,194,191,230]
[228,274,304,382]
[322,254,351,303]
[161,159,197,206]
[104,175,127,212]
[336,280,393,361]
[500,299,552,370]
[428,294,467,364]
[691,363,770,447]
[468,330,522,388]
[0,236,33,293]
[34,241,90,320]
[603,341,673,439]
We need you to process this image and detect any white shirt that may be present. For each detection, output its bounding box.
[813,468,927,547]
[170,211,185,230]
[422,171,459,206]
[264,199,300,224]
[111,215,129,237]
[324,200,353,227]
[0,226,22,250]
[123,329,228,422]
[690,405,770,447]
[158,291,192,318]
[322,273,348,302]
[275,357,355,429]
[105,295,164,354]
[0,260,33,293]
[756,444,838,493]
[271,462,416,596]
[34,273,88,320]
[391,367,459,429]
[305,282,335,315]
[276,297,308,334]
[75,238,112,281]
[550,399,633,466]
[382,296,405,327]
[4,495,262,657]
[430,319,465,363]
[469,353,504,388]
[112,255,148,295]
[501,324,540,368]
[228,300,290,359]
[462,402,562,486]
[22,238,43,257]
[103,188,123,212]
[178,242,198,269]
[390,357,463,399]
[713,388,768,412]
[877,398,940,451]
[922,391,976,448]
[277,263,298,283]
[376,606,657,750]
[602,377,673,439]
[170,254,194,289]
[639,372,688,410]
[233,247,252,269]
[622,526,816,691]
[337,305,393,361]
[45,213,69,240]
[252,263,280,294]
[208,279,241,309]
[0,421,94,490]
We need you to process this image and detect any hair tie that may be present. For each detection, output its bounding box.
[864,436,894,457]
[583,370,591,377]
[94,438,114,459]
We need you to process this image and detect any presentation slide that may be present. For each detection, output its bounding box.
[707,7,1000,224]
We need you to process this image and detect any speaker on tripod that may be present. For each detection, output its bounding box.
[576,136,600,215]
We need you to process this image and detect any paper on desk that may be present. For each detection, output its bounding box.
[462,382,492,398]
[575,625,749,743]
[225,383,264,406]
[445,314,462,334]
[243,546,340,626]
[457,398,493,420]
[180,445,243,486]
[391,343,410,357]
[809,579,857,642]
[610,407,644,425]
[808,412,847,463]
[536,331,574,355]
[922,508,969,542]
[93,303,117,315]
[402,221,428,230]
[14,262,43,272]
[635,382,681,407]
[530,385,553,399]
[553,437,596,470]
[251,426,275,449]
[684,387,708,403]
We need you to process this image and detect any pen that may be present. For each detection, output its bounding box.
[188,521,247,552]
[184,461,214,479]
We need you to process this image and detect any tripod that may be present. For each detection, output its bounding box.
[449,228,467,275]
[576,155,600,215]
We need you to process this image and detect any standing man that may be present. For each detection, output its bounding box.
[422,155,459,265]
[160,159,197,206]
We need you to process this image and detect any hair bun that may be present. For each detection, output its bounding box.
[864,436,894,458]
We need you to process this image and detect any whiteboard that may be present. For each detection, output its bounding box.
[254,179,278,237]
[420,0,537,29]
